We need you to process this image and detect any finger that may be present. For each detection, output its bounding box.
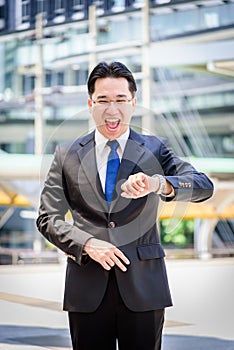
[101,253,127,272]
[136,178,146,189]
[102,261,112,270]
[121,192,138,199]
[105,257,115,267]
[115,249,130,265]
[128,176,144,192]
[120,182,127,191]
[130,173,146,186]
[125,181,142,196]
[121,187,146,198]
[121,180,139,194]
[106,250,130,272]
[120,183,135,197]
[112,258,127,272]
[131,182,145,193]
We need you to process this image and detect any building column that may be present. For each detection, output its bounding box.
[141,0,151,134]
[195,218,218,259]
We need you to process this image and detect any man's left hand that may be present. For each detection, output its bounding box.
[121,172,159,199]
[121,172,173,199]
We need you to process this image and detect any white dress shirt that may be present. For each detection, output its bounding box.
[95,128,175,197]
[95,129,130,192]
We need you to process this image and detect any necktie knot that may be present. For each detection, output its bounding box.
[107,140,119,152]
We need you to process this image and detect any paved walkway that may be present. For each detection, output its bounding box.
[0,258,234,349]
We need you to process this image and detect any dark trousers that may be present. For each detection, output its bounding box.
[68,270,165,350]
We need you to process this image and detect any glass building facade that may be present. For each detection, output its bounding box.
[0,0,233,157]
[0,0,233,259]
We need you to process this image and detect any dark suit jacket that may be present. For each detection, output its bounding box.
[37,129,213,312]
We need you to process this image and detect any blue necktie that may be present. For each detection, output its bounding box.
[105,140,120,205]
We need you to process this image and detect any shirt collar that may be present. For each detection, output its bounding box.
[95,128,130,154]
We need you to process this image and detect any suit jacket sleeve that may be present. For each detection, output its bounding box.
[157,139,214,202]
[36,145,94,265]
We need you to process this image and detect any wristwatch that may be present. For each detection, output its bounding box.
[152,174,166,194]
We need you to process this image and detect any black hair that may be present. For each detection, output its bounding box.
[87,61,137,97]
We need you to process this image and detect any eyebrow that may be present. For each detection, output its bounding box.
[96,94,128,99]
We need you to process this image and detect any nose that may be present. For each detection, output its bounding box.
[106,101,119,113]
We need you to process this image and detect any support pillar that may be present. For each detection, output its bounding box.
[141,0,151,134]
[88,5,97,132]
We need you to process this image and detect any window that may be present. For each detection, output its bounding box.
[74,69,88,86]
[57,71,64,85]
[37,0,47,14]
[111,0,125,12]
[72,0,85,20]
[5,72,13,89]
[132,0,144,9]
[55,0,65,13]
[21,0,30,21]
[0,2,5,30]
[92,1,105,15]
[45,71,52,87]
[73,0,84,10]
[53,0,65,23]
[15,0,30,29]
[22,75,35,95]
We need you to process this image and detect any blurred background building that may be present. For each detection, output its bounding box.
[0,0,233,264]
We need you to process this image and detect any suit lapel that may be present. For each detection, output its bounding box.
[77,132,107,211]
[119,130,145,179]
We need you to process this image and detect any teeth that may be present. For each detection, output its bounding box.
[105,119,120,130]
[105,119,120,124]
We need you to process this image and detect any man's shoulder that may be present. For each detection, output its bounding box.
[130,128,167,148]
[57,131,95,153]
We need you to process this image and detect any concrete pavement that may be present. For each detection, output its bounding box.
[0,258,234,349]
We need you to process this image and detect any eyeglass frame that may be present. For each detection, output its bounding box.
[91,97,134,107]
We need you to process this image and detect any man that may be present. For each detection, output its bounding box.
[37,61,214,350]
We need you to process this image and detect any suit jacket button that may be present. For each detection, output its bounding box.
[108,221,116,228]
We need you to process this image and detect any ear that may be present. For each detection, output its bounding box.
[88,98,92,112]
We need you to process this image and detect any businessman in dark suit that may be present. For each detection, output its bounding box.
[37,61,214,350]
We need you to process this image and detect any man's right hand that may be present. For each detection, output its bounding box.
[83,238,130,272]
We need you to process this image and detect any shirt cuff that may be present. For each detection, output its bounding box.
[162,186,175,197]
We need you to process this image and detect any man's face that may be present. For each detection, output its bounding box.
[88,77,136,140]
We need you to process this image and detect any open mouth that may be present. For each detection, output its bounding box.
[105,119,120,131]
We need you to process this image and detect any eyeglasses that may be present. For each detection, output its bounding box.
[91,97,133,107]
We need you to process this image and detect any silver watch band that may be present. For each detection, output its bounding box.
[152,174,166,194]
